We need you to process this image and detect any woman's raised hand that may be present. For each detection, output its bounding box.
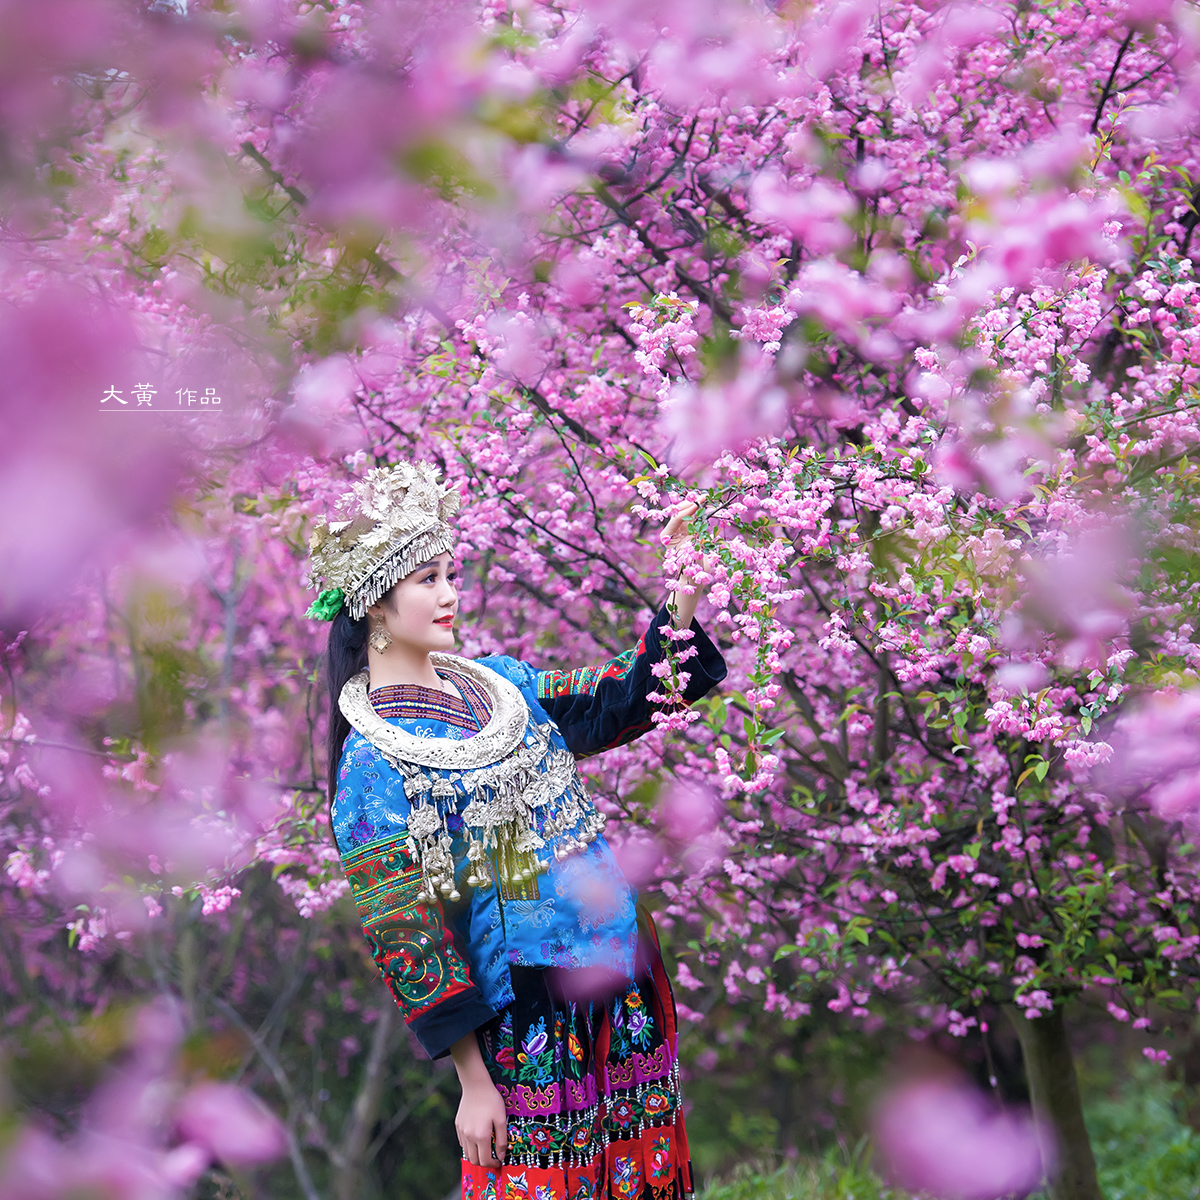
[661,501,709,629]
[661,500,700,551]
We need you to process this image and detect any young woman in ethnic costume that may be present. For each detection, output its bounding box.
[305,463,726,1200]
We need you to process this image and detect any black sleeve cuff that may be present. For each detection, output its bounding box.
[646,603,729,702]
[408,988,496,1060]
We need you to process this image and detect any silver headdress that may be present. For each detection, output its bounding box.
[305,462,460,621]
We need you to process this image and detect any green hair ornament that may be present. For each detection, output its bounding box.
[305,587,345,621]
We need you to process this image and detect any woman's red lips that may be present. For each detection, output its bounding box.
[435,616,454,625]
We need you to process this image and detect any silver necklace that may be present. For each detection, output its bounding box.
[341,654,528,769]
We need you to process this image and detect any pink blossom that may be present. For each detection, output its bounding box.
[609,832,664,887]
[279,356,365,458]
[175,1082,286,1168]
[898,3,1010,104]
[749,172,855,253]
[660,357,788,461]
[873,1073,1046,1199]
[0,285,187,623]
[1105,689,1200,819]
[660,780,721,842]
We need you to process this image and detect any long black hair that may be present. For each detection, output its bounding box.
[324,604,369,810]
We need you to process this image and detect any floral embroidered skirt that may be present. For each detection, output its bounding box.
[461,909,693,1200]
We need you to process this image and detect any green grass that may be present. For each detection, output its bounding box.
[699,1146,905,1200]
[1087,1069,1200,1200]
[698,1068,1200,1200]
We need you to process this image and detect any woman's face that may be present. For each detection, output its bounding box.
[367,552,458,656]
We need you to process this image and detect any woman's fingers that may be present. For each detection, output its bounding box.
[459,1134,505,1168]
[662,501,700,545]
[493,1113,508,1164]
[663,521,690,544]
[465,1137,499,1168]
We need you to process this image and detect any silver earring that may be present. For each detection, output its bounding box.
[368,616,392,654]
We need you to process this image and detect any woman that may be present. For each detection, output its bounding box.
[305,461,726,1200]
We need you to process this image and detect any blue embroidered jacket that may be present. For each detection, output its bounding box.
[331,603,727,1059]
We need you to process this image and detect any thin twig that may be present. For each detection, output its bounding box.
[213,998,329,1200]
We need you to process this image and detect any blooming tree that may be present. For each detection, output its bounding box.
[6,2,1200,1198]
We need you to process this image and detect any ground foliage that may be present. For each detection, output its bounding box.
[697,1061,1200,1200]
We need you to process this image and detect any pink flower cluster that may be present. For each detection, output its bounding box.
[5,0,1200,1137]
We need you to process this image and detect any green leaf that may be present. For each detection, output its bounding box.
[626,778,661,809]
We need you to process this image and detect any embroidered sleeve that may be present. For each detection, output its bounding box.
[534,602,728,758]
[342,832,495,1059]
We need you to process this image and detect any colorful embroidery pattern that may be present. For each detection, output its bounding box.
[608,1153,641,1200]
[607,984,655,1057]
[500,873,541,903]
[464,1127,681,1200]
[517,1015,555,1085]
[369,669,494,730]
[535,640,645,701]
[647,1133,673,1187]
[462,919,693,1200]
[342,831,475,1019]
[334,672,640,1017]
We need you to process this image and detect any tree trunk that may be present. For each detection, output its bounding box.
[1004,1004,1103,1200]
[1175,1017,1200,1133]
[333,1002,397,1200]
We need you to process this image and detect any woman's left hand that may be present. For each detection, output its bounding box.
[662,500,700,552]
[661,501,707,628]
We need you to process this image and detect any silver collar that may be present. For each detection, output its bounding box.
[337,654,528,769]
